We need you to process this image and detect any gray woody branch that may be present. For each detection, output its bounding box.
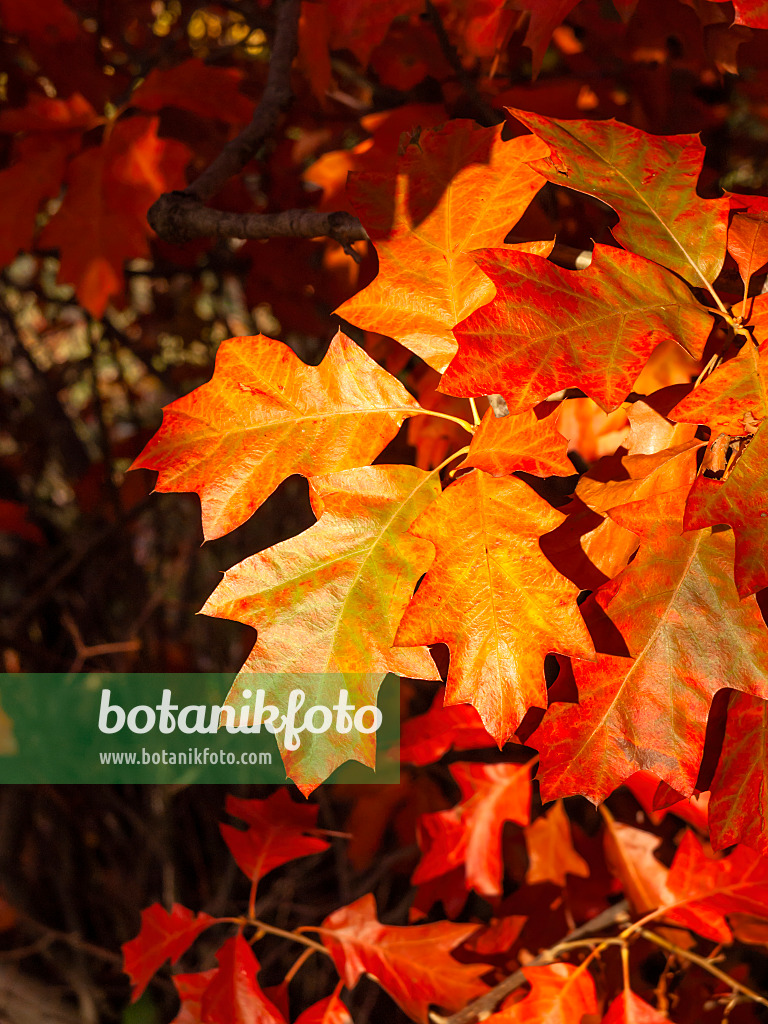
[147,0,368,252]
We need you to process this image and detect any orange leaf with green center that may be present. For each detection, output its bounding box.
[335,121,549,372]
[709,693,768,855]
[39,115,190,316]
[413,762,532,896]
[684,423,768,597]
[394,470,594,745]
[441,245,712,413]
[132,332,425,540]
[320,894,490,1023]
[508,109,729,288]
[461,405,573,477]
[201,465,442,792]
[530,481,768,804]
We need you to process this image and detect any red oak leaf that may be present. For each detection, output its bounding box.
[709,693,768,855]
[399,687,496,766]
[496,963,597,1023]
[201,934,286,1024]
[524,799,589,887]
[602,818,668,916]
[508,110,729,288]
[294,993,353,1024]
[170,970,217,1024]
[324,0,424,64]
[441,245,712,414]
[414,762,532,896]
[335,122,548,372]
[320,894,490,1023]
[663,831,768,942]
[130,58,254,124]
[602,991,669,1024]
[710,0,768,29]
[39,115,190,316]
[218,790,330,884]
[507,0,581,76]
[122,903,217,1002]
[530,482,768,804]
[727,194,768,290]
[461,405,574,478]
[203,465,442,792]
[394,470,594,746]
[132,331,424,540]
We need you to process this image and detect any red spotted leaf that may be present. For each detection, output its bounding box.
[508,110,729,288]
[441,245,712,414]
[122,903,217,1002]
[320,893,490,1023]
[218,790,330,883]
[132,332,424,541]
[335,122,548,372]
[394,470,594,746]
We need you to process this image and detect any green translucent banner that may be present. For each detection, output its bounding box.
[0,674,400,784]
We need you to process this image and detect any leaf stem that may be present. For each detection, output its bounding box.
[401,408,475,435]
[468,397,482,427]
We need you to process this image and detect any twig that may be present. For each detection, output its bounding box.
[441,900,630,1024]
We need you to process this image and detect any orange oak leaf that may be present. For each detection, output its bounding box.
[602,817,668,916]
[394,470,594,746]
[524,799,589,887]
[129,58,254,124]
[662,831,768,943]
[709,693,768,855]
[201,935,286,1024]
[508,110,729,288]
[218,791,330,883]
[602,991,669,1023]
[399,687,496,765]
[170,970,218,1024]
[202,465,442,792]
[335,122,548,372]
[461,405,574,477]
[727,194,768,290]
[530,483,768,804]
[294,994,353,1024]
[122,903,217,1002]
[495,963,597,1023]
[320,894,490,1023]
[441,245,712,414]
[684,423,768,597]
[414,762,532,896]
[39,115,190,316]
[132,332,424,540]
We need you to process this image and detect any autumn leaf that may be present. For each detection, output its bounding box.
[294,994,353,1024]
[684,423,768,597]
[493,963,597,1023]
[662,831,768,943]
[507,0,581,77]
[710,0,768,29]
[709,692,768,855]
[320,893,490,1023]
[218,790,330,884]
[602,991,669,1024]
[727,194,768,291]
[132,332,424,540]
[170,970,218,1024]
[38,115,189,316]
[461,405,574,477]
[323,0,424,65]
[202,465,442,792]
[201,934,286,1024]
[394,470,594,746]
[413,762,532,896]
[602,816,668,915]
[130,58,254,124]
[399,687,496,766]
[531,482,768,804]
[508,110,729,287]
[335,122,548,372]
[441,245,712,413]
[122,903,217,1002]
[524,799,589,887]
